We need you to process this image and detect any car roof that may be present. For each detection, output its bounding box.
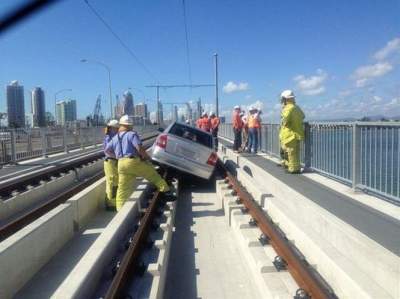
[169,121,212,135]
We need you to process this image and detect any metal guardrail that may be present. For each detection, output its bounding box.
[0,125,158,166]
[219,122,400,203]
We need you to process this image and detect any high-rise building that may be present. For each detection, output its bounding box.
[173,105,178,122]
[156,100,164,125]
[31,87,46,127]
[122,91,134,116]
[56,99,77,125]
[134,102,148,118]
[6,80,25,128]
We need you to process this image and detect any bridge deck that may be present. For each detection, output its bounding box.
[220,139,400,256]
[164,182,261,299]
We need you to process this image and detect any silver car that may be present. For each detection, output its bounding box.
[150,122,217,180]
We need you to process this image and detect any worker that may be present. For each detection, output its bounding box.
[105,115,176,211]
[199,112,211,132]
[248,107,261,154]
[210,112,220,150]
[279,90,305,173]
[240,111,248,152]
[232,105,243,152]
[279,98,288,167]
[103,119,119,210]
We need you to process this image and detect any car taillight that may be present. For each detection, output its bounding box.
[156,134,168,149]
[207,152,218,166]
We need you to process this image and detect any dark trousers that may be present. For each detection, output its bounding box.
[233,128,242,151]
[212,130,218,151]
[248,128,259,153]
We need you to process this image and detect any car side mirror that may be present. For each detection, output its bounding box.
[157,127,164,132]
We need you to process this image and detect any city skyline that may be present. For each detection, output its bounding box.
[0,1,398,123]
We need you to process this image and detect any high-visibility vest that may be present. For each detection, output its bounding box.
[248,114,261,129]
[200,117,211,131]
[196,118,202,129]
[280,103,305,145]
[211,117,220,130]
[232,112,243,129]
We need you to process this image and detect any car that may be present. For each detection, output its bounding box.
[150,122,218,180]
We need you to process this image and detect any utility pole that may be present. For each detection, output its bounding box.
[214,53,219,117]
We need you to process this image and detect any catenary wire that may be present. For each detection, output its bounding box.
[83,0,160,84]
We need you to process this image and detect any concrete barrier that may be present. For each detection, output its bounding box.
[219,144,400,298]
[0,203,74,299]
[67,177,106,230]
[0,159,104,222]
[52,182,147,299]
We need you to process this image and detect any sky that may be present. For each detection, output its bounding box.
[0,0,399,122]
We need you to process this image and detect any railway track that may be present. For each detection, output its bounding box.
[0,134,158,242]
[218,160,337,299]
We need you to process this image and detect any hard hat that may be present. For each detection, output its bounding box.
[234,105,240,110]
[107,119,119,128]
[280,90,295,100]
[119,115,133,126]
[210,111,215,116]
[185,119,190,124]
[202,112,208,117]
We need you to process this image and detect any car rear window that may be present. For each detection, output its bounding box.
[168,123,213,149]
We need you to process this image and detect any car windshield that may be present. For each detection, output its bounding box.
[169,123,213,149]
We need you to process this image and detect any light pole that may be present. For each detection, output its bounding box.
[214,53,219,117]
[81,59,113,119]
[54,88,72,125]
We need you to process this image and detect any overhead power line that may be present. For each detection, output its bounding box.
[181,0,192,86]
[83,0,159,83]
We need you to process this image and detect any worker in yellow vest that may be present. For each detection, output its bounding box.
[248,107,261,154]
[279,90,305,173]
[103,119,119,210]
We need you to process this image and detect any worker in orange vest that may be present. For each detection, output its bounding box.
[248,107,261,154]
[232,105,243,152]
[199,112,211,132]
[210,112,220,150]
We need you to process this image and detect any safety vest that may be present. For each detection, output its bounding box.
[211,117,220,130]
[279,103,305,145]
[248,114,261,129]
[200,117,211,131]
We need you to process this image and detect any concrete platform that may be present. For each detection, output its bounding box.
[219,140,400,298]
[164,181,261,299]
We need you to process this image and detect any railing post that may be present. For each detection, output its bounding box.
[10,129,17,163]
[41,128,48,158]
[304,122,311,169]
[63,127,68,153]
[352,122,361,190]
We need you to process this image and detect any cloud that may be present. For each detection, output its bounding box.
[293,69,327,96]
[223,81,249,94]
[374,37,400,60]
[351,62,393,87]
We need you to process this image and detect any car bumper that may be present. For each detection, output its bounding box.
[151,147,214,180]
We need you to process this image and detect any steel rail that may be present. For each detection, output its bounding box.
[0,134,158,196]
[0,135,158,242]
[104,172,168,299]
[221,163,337,299]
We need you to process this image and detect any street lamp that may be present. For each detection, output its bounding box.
[81,59,113,119]
[54,88,72,125]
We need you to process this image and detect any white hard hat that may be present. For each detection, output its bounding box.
[202,112,208,116]
[280,90,295,100]
[234,105,240,110]
[210,111,215,116]
[119,115,133,126]
[107,119,119,128]
[185,119,190,124]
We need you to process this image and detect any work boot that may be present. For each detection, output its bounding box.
[160,183,177,202]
